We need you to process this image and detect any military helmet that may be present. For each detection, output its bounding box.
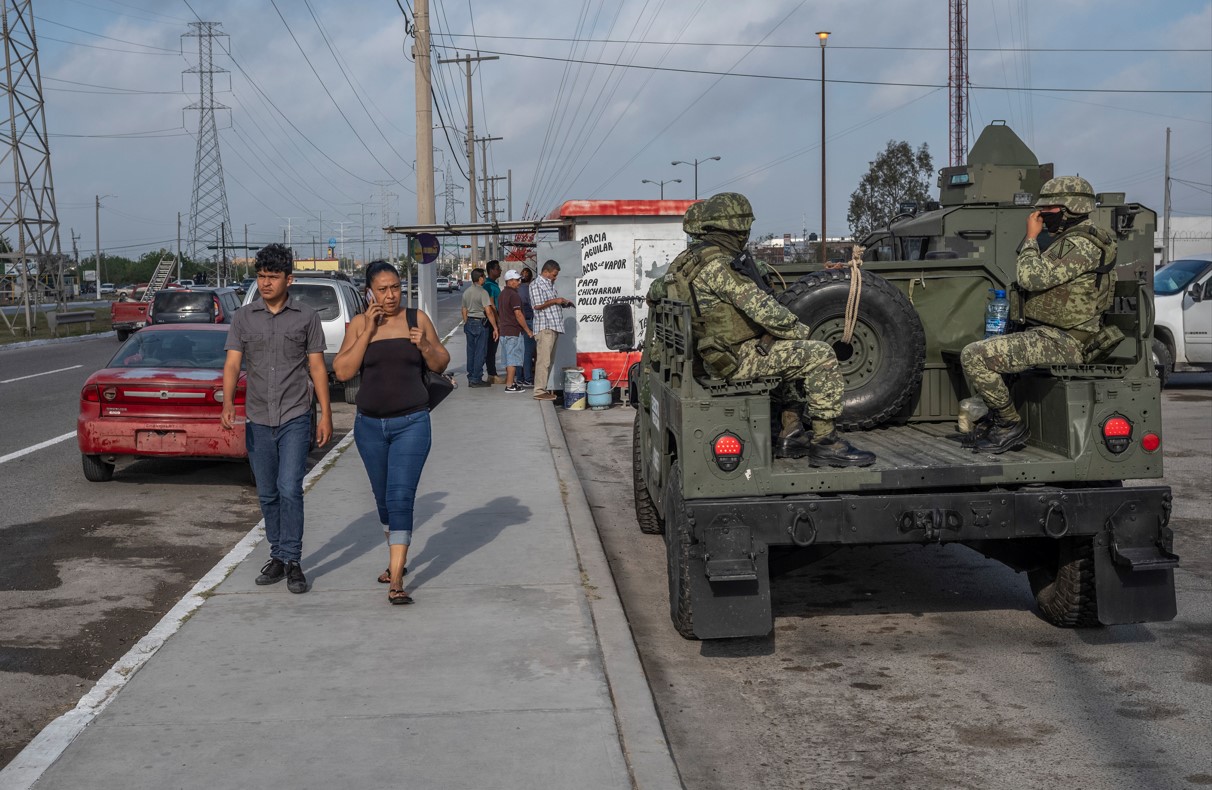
[683,200,706,236]
[1035,175,1096,215]
[700,192,755,233]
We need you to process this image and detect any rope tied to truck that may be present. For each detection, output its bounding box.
[842,244,865,344]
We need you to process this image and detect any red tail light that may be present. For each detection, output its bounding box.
[81,384,100,402]
[1141,432,1161,453]
[712,432,744,472]
[1101,415,1133,454]
[233,386,246,405]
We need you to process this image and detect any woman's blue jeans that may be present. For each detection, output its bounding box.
[354,410,432,545]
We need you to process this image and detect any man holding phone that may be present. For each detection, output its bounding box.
[529,259,573,401]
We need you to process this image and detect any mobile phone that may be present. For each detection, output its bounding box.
[366,289,385,324]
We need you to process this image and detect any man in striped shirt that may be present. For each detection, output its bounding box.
[529,259,573,401]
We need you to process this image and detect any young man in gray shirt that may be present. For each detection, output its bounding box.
[221,244,332,593]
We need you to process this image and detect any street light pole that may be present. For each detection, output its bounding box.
[671,156,721,199]
[641,178,682,199]
[817,31,830,265]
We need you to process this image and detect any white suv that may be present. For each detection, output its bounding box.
[436,276,454,292]
[242,275,367,401]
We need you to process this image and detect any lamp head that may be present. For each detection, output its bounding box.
[816,30,830,46]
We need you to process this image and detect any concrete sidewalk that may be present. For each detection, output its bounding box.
[10,329,681,790]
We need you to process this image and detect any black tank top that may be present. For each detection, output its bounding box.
[355,335,429,418]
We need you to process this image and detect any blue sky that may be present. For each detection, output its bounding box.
[31,0,1212,262]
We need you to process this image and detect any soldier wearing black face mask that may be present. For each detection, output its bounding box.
[959,175,1117,454]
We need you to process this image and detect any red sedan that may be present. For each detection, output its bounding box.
[77,324,246,481]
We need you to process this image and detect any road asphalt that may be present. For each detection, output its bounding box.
[1,328,682,790]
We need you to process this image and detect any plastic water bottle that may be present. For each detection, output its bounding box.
[984,289,1009,338]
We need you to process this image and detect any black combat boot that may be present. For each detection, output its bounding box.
[808,432,876,468]
[974,414,1028,454]
[961,411,996,449]
[775,428,814,459]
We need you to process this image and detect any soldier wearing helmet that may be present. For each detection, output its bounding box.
[961,175,1118,453]
[662,192,875,467]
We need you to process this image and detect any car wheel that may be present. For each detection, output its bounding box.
[633,412,665,535]
[1028,537,1100,628]
[82,454,114,482]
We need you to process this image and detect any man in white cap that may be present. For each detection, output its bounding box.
[497,268,534,393]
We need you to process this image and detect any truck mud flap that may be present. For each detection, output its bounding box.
[1093,503,1179,625]
[692,523,771,639]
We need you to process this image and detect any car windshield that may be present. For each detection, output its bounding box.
[108,330,229,369]
[1155,259,1211,296]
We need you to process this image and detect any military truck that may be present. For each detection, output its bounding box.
[614,122,1178,640]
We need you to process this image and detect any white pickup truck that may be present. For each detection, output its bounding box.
[1153,256,1212,384]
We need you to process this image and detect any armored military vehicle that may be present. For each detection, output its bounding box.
[614,122,1177,640]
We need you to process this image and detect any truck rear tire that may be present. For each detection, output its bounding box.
[664,463,698,639]
[1151,338,1173,387]
[115,329,130,342]
[633,413,664,534]
[1028,537,1100,628]
[778,269,926,430]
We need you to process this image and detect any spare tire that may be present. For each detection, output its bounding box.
[777,269,925,430]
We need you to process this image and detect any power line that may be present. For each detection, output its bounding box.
[33,15,178,51]
[434,32,1212,53]
[38,34,183,55]
[267,0,414,193]
[428,43,1211,94]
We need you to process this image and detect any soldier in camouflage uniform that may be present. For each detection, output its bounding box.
[961,176,1118,453]
[664,193,875,467]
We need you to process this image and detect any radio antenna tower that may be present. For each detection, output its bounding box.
[1,1,63,335]
[183,21,231,280]
[948,0,970,167]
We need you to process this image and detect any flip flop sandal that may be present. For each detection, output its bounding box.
[388,588,414,605]
[377,567,408,584]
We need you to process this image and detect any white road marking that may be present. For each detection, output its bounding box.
[0,364,83,384]
[0,431,76,465]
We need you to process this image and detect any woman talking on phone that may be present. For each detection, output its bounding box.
[334,261,450,605]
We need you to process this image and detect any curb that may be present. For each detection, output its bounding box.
[0,432,357,790]
[1,331,115,352]
[539,404,684,790]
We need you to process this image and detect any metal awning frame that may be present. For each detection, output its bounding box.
[384,218,573,238]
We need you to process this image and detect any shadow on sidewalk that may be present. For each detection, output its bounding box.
[306,491,448,581]
[406,495,531,590]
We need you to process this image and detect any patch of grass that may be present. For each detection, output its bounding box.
[0,306,113,345]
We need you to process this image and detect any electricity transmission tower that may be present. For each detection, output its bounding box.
[184,21,231,282]
[1,0,63,335]
[440,162,463,224]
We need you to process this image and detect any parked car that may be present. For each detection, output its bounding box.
[99,283,115,295]
[150,287,242,326]
[242,277,367,401]
[1152,255,1212,384]
[176,279,196,288]
[77,325,247,482]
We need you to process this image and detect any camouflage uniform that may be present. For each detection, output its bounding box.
[665,194,846,435]
[961,176,1117,429]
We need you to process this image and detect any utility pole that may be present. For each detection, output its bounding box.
[413,0,438,316]
[177,211,182,280]
[1163,127,1172,269]
[507,168,512,221]
[94,195,101,299]
[438,52,497,267]
[244,223,249,275]
[817,31,830,265]
[475,132,503,262]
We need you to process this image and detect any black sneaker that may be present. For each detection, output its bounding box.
[256,558,286,585]
[286,561,308,594]
[504,383,524,393]
[467,381,490,388]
